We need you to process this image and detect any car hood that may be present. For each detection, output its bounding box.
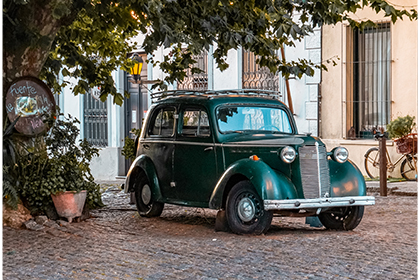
[220,133,322,147]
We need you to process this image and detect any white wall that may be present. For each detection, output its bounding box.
[59,69,126,180]
[213,48,241,90]
[284,27,321,136]
[89,69,126,179]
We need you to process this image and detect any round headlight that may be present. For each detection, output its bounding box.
[280,146,296,163]
[333,147,349,163]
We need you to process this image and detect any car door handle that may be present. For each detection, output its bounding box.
[143,144,150,150]
[204,147,213,152]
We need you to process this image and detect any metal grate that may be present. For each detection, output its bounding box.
[243,51,279,91]
[177,51,208,91]
[83,90,108,147]
[346,22,391,138]
[299,145,330,199]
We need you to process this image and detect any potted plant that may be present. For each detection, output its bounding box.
[8,110,104,222]
[386,115,417,154]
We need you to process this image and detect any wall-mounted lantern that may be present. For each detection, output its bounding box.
[129,53,144,84]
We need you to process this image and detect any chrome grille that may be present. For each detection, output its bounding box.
[299,144,331,199]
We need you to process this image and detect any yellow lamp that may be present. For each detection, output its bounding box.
[130,53,144,83]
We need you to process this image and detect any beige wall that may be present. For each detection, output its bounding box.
[320,1,417,176]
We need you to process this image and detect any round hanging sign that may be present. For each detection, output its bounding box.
[5,76,56,136]
[91,86,101,101]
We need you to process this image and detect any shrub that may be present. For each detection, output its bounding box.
[121,128,141,161]
[5,110,104,215]
[386,115,416,139]
[3,117,21,209]
[3,166,19,209]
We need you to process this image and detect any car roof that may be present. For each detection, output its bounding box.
[150,89,288,108]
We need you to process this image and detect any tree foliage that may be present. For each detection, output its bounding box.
[3,0,417,105]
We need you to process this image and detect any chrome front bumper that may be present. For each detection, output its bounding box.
[264,196,375,211]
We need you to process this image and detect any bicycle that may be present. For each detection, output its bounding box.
[364,133,417,181]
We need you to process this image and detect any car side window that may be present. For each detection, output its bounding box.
[181,109,210,137]
[149,107,175,137]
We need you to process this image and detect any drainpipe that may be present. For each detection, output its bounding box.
[318,26,323,138]
[280,46,294,115]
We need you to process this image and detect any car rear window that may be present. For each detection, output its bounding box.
[149,107,176,137]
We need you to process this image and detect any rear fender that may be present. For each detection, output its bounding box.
[329,159,366,197]
[124,155,163,201]
[209,158,298,209]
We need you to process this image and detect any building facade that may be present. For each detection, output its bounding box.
[320,0,418,176]
[59,2,419,180]
[57,30,321,180]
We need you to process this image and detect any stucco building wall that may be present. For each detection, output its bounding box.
[320,1,418,176]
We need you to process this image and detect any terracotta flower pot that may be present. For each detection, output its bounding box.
[51,190,87,223]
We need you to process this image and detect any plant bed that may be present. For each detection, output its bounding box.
[3,110,104,219]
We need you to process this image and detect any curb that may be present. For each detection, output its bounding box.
[366,181,417,196]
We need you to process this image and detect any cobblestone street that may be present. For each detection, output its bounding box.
[3,183,417,280]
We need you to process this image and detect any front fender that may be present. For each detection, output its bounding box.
[124,155,163,201]
[329,159,366,197]
[209,158,298,209]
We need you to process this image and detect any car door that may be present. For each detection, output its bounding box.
[140,105,177,200]
[172,106,218,206]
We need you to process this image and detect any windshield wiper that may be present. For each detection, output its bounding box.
[224,130,245,134]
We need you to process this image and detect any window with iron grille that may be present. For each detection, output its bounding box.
[177,51,208,90]
[83,88,108,147]
[243,51,279,91]
[346,22,391,138]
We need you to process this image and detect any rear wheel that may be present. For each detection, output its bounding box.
[364,147,380,179]
[318,206,364,230]
[401,155,417,181]
[226,181,273,235]
[134,176,164,217]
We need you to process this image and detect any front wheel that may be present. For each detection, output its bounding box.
[134,176,164,217]
[318,206,364,230]
[401,155,417,181]
[364,147,380,179]
[226,181,273,235]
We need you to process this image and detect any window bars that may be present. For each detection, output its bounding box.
[346,22,391,138]
[177,51,208,91]
[243,51,279,91]
[83,89,108,147]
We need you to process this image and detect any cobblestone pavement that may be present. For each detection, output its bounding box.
[3,184,417,280]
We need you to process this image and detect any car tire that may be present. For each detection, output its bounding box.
[226,181,273,235]
[318,206,364,230]
[134,176,164,218]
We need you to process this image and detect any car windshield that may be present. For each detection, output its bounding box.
[217,105,293,134]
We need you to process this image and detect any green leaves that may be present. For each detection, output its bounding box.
[122,128,142,161]
[4,0,417,104]
[39,2,139,104]
[52,2,71,20]
[386,115,416,139]
[3,110,104,214]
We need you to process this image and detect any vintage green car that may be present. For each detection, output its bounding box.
[124,90,375,234]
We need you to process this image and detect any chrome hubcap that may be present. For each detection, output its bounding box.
[141,184,152,205]
[237,197,256,222]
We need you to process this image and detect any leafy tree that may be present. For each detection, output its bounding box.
[3,0,417,107]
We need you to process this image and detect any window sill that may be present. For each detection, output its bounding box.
[339,139,394,146]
